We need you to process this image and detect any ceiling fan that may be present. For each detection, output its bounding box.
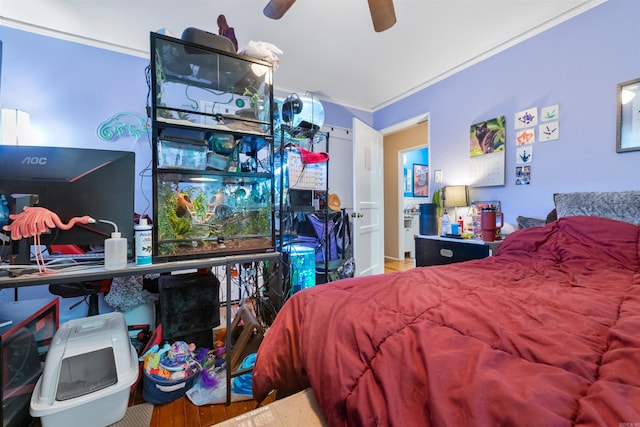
[263,0,396,32]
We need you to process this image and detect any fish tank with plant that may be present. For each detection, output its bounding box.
[150,32,275,261]
[155,171,273,260]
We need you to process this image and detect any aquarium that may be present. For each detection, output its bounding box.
[150,32,275,262]
[155,172,273,260]
[152,33,273,138]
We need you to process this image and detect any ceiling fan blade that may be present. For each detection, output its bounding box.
[368,0,396,32]
[264,0,296,19]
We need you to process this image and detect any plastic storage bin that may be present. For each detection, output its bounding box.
[158,139,208,170]
[29,312,138,427]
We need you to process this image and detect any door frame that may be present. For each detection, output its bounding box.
[380,113,430,261]
[397,144,428,260]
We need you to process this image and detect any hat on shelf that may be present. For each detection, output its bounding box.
[298,147,329,164]
[328,194,341,212]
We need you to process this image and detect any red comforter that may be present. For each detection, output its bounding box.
[252,217,640,426]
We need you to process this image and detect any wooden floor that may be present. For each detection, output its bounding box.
[136,257,415,426]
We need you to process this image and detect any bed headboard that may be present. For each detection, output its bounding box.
[554,191,640,225]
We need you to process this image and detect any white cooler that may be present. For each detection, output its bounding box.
[30,312,139,427]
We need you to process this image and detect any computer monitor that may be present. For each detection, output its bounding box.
[0,146,135,259]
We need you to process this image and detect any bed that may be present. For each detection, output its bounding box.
[251,192,640,426]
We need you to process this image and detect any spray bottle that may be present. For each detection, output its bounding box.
[100,220,128,270]
[134,217,153,266]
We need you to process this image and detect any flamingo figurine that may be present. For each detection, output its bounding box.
[2,206,96,274]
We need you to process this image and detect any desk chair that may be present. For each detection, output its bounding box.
[49,279,112,316]
[44,244,111,316]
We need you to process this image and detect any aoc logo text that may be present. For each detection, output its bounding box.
[22,156,47,165]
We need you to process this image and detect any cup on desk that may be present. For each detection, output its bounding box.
[450,223,459,235]
[480,208,503,242]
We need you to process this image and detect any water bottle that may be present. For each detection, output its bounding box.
[441,209,451,236]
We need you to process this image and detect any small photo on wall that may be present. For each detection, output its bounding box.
[539,122,559,141]
[516,146,533,164]
[515,107,538,129]
[469,116,506,157]
[540,104,559,122]
[516,166,531,185]
[516,128,535,145]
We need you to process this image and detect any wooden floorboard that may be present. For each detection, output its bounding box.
[28,258,414,427]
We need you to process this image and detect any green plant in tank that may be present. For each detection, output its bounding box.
[191,190,209,223]
[157,181,193,241]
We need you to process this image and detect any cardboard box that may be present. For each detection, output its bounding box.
[212,388,326,426]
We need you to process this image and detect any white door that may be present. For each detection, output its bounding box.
[353,118,384,276]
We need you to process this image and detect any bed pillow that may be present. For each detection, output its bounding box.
[553,191,640,225]
[516,216,546,229]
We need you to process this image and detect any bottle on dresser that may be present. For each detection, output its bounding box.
[441,209,451,236]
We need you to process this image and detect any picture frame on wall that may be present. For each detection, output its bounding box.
[413,164,429,197]
[616,77,640,153]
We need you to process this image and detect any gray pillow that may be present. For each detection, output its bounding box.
[516,216,546,229]
[553,191,640,225]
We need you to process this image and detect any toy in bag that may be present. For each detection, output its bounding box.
[141,340,201,404]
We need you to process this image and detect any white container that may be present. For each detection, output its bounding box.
[134,218,153,266]
[104,231,127,270]
[30,312,139,427]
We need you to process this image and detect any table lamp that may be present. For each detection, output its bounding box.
[443,185,470,229]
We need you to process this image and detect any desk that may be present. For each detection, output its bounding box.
[0,253,277,289]
[0,252,282,405]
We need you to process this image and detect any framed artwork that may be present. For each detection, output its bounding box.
[616,78,640,152]
[412,164,429,197]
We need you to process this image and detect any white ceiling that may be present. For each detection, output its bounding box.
[1,0,603,111]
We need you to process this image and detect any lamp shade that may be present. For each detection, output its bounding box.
[443,185,470,208]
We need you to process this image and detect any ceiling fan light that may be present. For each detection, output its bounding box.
[264,0,296,20]
[368,0,396,32]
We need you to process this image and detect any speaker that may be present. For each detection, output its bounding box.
[282,93,303,123]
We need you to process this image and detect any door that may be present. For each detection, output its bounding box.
[353,118,384,276]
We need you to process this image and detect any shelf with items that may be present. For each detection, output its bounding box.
[275,124,350,294]
[150,32,275,263]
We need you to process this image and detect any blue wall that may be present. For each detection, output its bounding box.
[375,0,640,222]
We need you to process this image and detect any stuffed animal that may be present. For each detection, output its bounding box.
[238,41,283,70]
